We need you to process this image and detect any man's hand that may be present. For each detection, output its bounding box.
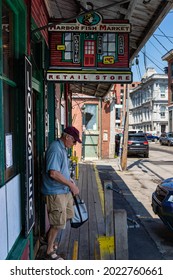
[69,181,79,195]
[49,170,79,195]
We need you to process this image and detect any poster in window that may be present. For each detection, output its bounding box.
[5,133,13,168]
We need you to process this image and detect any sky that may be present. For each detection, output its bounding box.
[131,10,173,81]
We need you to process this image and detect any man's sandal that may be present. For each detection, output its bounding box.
[45,251,64,260]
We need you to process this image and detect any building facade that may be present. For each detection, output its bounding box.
[114,82,140,135]
[162,50,173,132]
[72,88,115,160]
[0,0,72,260]
[129,68,168,135]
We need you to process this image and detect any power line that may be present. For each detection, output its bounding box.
[143,45,147,71]
[154,34,173,39]
[148,40,163,55]
[140,50,164,72]
[158,27,173,44]
[152,34,169,52]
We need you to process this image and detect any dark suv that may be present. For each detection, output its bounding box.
[159,132,173,146]
[127,133,149,158]
[152,178,173,231]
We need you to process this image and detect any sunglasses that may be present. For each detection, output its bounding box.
[68,135,77,144]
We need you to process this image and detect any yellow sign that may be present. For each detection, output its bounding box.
[57,45,66,51]
[103,56,114,64]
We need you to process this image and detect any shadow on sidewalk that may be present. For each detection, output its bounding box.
[96,164,165,260]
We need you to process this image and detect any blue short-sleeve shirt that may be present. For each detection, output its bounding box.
[42,139,71,195]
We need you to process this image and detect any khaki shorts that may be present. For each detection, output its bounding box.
[45,192,74,229]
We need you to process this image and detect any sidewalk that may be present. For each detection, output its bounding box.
[36,159,164,260]
[36,163,105,260]
[93,158,164,260]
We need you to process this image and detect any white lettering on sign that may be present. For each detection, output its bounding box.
[118,35,124,55]
[27,70,33,220]
[47,72,132,83]
[73,35,80,63]
[24,56,34,237]
[48,23,131,33]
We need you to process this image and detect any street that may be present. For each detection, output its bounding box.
[118,142,173,259]
[95,142,173,260]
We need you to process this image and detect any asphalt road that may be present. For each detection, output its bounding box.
[95,142,173,260]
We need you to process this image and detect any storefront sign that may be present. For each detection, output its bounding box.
[5,133,13,168]
[97,36,102,54]
[103,56,114,64]
[118,35,124,55]
[47,72,132,83]
[57,45,65,50]
[24,56,34,237]
[49,12,130,33]
[48,11,131,81]
[73,35,80,63]
[49,23,130,33]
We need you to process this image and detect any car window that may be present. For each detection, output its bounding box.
[128,135,146,141]
[168,133,173,137]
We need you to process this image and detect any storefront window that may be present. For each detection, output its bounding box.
[160,105,166,118]
[100,33,117,60]
[1,2,17,183]
[2,2,14,80]
[3,83,17,180]
[84,104,98,130]
[64,33,73,60]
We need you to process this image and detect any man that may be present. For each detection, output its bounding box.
[42,126,82,260]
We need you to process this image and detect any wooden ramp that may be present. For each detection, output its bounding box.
[37,162,128,260]
[57,162,105,260]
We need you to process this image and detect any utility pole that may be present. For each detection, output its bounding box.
[120,84,129,171]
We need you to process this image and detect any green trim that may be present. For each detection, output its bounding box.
[31,20,42,41]
[6,231,33,260]
[32,77,42,92]
[0,0,27,187]
[0,2,4,185]
[0,80,4,186]
[0,75,17,87]
[29,231,34,260]
[0,1,2,75]
[6,0,27,57]
[6,0,26,14]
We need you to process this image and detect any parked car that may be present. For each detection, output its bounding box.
[152,178,173,231]
[127,133,149,158]
[146,133,159,142]
[159,132,173,146]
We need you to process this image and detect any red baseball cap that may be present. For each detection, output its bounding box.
[64,126,82,143]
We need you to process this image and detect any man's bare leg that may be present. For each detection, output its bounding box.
[47,226,59,255]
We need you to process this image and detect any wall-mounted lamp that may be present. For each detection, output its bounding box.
[81,105,86,112]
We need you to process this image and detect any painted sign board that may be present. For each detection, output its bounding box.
[49,23,130,33]
[57,45,65,50]
[48,12,130,33]
[103,56,115,64]
[24,56,35,237]
[47,71,132,83]
[47,11,132,82]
